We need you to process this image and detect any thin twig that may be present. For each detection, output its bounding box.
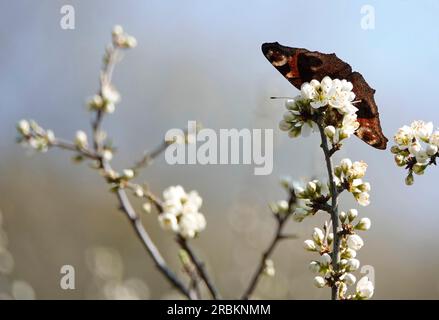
[177,235,220,300]
[131,128,189,171]
[133,140,170,170]
[241,189,296,300]
[317,122,340,300]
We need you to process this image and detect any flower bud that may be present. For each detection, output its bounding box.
[279,176,291,190]
[356,276,374,299]
[355,217,371,231]
[88,94,104,110]
[142,202,152,213]
[112,25,124,37]
[306,181,317,193]
[320,253,332,266]
[102,149,113,161]
[74,130,88,149]
[134,186,144,198]
[426,144,438,156]
[347,234,364,251]
[304,239,317,251]
[125,36,137,48]
[122,169,134,179]
[390,145,401,154]
[17,120,30,136]
[312,228,324,245]
[394,154,406,167]
[412,163,426,175]
[342,273,356,286]
[46,130,55,144]
[263,259,275,277]
[313,276,326,288]
[277,200,289,213]
[405,173,414,186]
[324,126,336,138]
[344,248,357,258]
[340,158,352,172]
[327,233,334,245]
[347,209,358,222]
[346,258,360,271]
[309,261,320,274]
[285,99,296,110]
[339,211,347,223]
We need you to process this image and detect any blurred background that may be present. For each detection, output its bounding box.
[1,0,439,299]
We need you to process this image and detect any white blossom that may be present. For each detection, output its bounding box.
[75,130,88,149]
[346,258,360,272]
[356,276,374,299]
[313,276,326,288]
[347,234,364,251]
[392,121,439,184]
[309,261,321,274]
[319,253,332,266]
[341,273,356,286]
[312,228,325,245]
[158,213,179,232]
[159,185,206,239]
[355,217,371,231]
[304,239,317,251]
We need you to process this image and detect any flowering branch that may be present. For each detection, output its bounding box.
[277,76,375,300]
[316,122,340,300]
[392,120,439,185]
[16,26,220,300]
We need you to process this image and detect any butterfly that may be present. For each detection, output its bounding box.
[262,42,388,150]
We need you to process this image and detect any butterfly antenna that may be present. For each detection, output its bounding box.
[270,96,294,100]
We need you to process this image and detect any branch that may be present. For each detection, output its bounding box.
[317,122,340,300]
[44,138,192,299]
[131,128,189,171]
[177,235,221,300]
[241,189,296,300]
[87,44,191,299]
[132,140,170,170]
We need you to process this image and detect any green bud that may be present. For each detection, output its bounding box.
[405,173,414,186]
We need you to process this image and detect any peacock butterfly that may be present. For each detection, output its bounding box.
[262,42,388,150]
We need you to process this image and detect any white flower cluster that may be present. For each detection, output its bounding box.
[279,76,359,145]
[305,209,373,299]
[111,25,137,49]
[271,178,331,222]
[158,185,206,239]
[16,119,55,152]
[334,159,370,206]
[392,120,439,185]
[293,180,329,222]
[88,85,121,114]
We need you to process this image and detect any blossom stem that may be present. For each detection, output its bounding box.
[317,122,340,300]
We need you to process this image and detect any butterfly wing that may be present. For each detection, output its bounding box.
[261,42,388,150]
[347,72,388,149]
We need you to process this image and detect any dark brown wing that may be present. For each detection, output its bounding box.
[261,42,352,88]
[261,42,388,150]
[347,72,387,149]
